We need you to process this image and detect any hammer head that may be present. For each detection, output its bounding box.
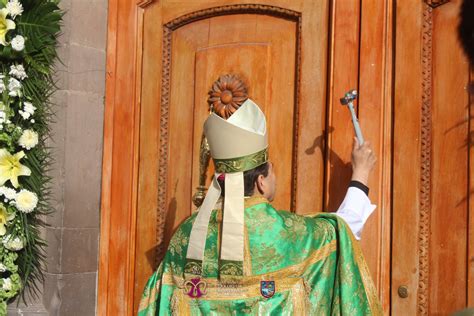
[339,89,358,105]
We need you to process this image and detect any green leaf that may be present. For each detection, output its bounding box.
[0,0,62,306]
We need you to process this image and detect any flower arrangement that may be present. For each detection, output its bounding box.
[0,0,61,312]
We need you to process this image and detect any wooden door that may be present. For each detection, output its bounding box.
[98,0,392,314]
[392,0,473,314]
[164,12,301,240]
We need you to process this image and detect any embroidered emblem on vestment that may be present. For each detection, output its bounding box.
[260,280,275,298]
[184,278,207,298]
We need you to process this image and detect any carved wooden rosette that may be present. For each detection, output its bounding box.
[192,75,249,207]
[208,74,249,119]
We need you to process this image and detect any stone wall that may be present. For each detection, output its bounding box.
[8,0,108,314]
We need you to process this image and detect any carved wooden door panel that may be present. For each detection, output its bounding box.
[98,0,392,314]
[135,4,331,311]
[163,12,300,241]
[391,0,472,314]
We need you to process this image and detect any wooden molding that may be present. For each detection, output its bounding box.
[424,0,449,8]
[97,0,120,314]
[292,13,302,211]
[136,0,155,8]
[468,68,474,306]
[418,3,433,315]
[163,4,301,30]
[156,25,171,266]
[98,0,152,314]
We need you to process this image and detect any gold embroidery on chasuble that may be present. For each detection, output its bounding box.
[140,197,383,314]
[250,242,286,273]
[245,206,277,235]
[168,229,188,256]
[137,277,160,313]
[281,216,308,242]
[162,241,337,286]
[347,223,384,315]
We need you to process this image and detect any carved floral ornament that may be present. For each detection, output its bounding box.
[208,74,248,119]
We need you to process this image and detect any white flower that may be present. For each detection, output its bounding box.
[6,0,23,19]
[15,189,38,213]
[18,129,38,150]
[2,278,12,291]
[11,35,25,51]
[0,75,4,93]
[7,77,21,97]
[3,235,24,250]
[0,111,5,124]
[23,101,35,115]
[18,110,27,119]
[0,186,16,200]
[9,64,27,80]
[19,102,35,120]
[0,263,6,272]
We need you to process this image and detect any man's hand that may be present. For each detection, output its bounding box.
[351,137,376,186]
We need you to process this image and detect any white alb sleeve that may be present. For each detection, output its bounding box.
[334,187,376,240]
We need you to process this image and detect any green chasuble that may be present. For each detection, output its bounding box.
[139,196,382,315]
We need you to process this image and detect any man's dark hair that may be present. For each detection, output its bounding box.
[217,162,270,197]
[459,0,474,64]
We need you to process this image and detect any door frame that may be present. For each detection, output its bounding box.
[97,0,148,314]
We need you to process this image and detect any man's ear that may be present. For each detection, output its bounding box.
[256,174,265,194]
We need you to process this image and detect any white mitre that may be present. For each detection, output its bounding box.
[186,99,268,277]
[205,98,268,172]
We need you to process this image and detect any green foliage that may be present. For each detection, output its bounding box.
[0,0,62,308]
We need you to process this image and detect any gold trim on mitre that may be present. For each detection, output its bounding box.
[213,148,268,173]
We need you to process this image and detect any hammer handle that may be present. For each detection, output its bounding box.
[347,102,364,145]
